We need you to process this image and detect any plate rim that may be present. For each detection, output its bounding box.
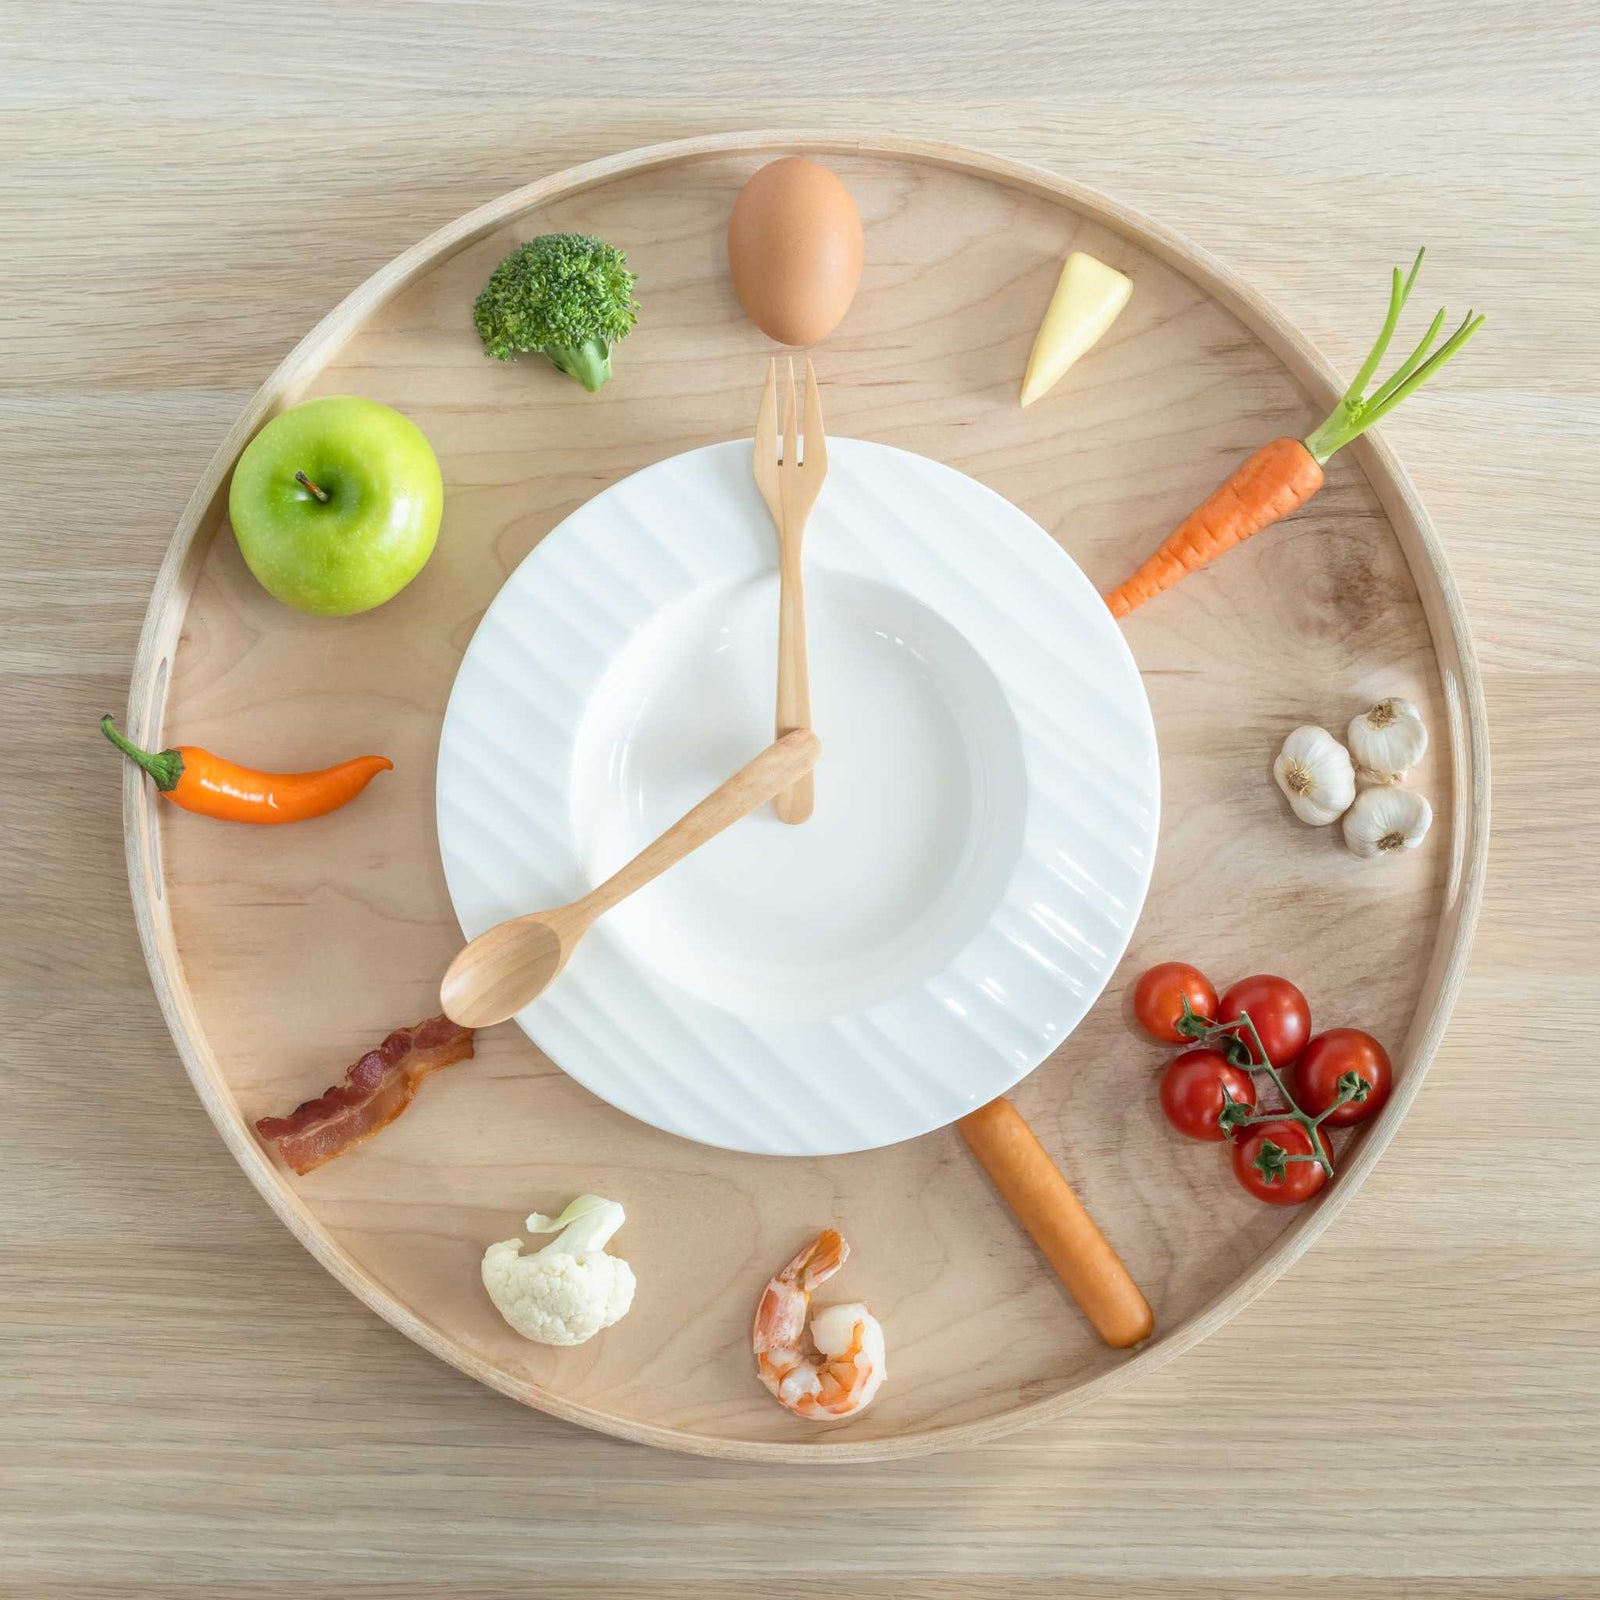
[118,130,1490,1462]
[434,434,1160,1156]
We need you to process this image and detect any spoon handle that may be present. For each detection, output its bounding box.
[575,729,820,924]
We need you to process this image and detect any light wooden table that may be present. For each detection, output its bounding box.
[5,3,1597,1594]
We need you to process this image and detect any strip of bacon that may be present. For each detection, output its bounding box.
[255,1014,475,1175]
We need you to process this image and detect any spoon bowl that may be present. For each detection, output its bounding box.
[440,913,571,1031]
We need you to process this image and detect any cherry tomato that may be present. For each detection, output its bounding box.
[1217,975,1311,1068]
[1159,1049,1258,1141]
[1292,1029,1392,1127]
[1133,962,1219,1044]
[1231,1118,1331,1205]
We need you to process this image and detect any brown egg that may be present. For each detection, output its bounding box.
[727,158,864,346]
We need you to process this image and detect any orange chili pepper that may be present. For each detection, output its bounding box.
[101,715,391,824]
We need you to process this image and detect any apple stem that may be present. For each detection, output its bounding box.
[295,470,331,504]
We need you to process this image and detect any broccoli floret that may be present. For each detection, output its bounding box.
[472,233,639,393]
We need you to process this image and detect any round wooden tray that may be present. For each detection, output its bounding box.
[121,132,1488,1461]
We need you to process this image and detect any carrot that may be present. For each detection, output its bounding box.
[1105,249,1483,618]
[1106,437,1323,618]
[958,1097,1154,1349]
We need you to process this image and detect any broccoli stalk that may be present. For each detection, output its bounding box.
[471,233,639,393]
[542,332,612,394]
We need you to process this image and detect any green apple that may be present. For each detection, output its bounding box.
[228,395,444,617]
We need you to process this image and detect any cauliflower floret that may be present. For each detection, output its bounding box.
[481,1194,636,1347]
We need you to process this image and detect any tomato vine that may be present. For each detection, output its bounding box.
[1174,998,1371,1185]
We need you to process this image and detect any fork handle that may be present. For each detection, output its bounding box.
[774,534,814,824]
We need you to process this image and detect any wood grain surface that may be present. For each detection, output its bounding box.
[4,0,1597,1592]
[125,133,1482,1458]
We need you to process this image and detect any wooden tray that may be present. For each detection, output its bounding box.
[121,132,1488,1461]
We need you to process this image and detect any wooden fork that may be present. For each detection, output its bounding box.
[753,357,827,824]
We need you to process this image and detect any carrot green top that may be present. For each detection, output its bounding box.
[1302,249,1484,465]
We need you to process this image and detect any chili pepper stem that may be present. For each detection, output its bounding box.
[100,714,184,791]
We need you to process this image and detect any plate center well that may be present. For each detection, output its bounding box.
[569,569,1028,1018]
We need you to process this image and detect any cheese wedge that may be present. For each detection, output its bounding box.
[1019,252,1133,407]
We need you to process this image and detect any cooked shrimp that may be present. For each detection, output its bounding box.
[751,1229,886,1420]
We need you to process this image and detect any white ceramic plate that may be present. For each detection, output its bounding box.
[437,439,1158,1156]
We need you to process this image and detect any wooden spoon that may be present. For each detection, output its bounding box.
[439,729,820,1029]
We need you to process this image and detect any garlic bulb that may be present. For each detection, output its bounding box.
[1348,697,1427,781]
[1342,785,1432,859]
[1273,726,1356,825]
